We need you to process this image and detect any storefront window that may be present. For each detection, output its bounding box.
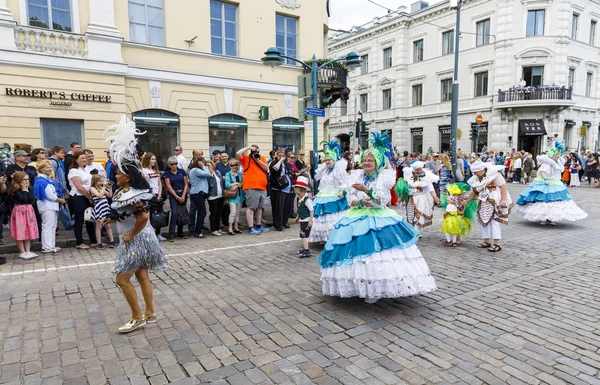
[41,119,83,150]
[209,114,246,158]
[272,117,303,154]
[411,128,423,153]
[133,110,179,170]
[439,125,451,152]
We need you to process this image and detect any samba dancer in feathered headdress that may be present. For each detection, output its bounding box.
[439,183,476,247]
[317,132,436,304]
[105,115,168,334]
[309,139,350,243]
[514,140,587,226]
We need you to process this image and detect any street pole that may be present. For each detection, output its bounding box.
[311,54,319,194]
[449,0,462,176]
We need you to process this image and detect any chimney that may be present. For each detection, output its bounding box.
[410,1,429,13]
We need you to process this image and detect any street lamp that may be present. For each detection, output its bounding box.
[449,0,462,176]
[261,47,361,192]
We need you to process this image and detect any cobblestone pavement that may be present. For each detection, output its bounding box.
[0,183,599,385]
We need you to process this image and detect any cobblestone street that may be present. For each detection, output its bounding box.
[0,183,599,385]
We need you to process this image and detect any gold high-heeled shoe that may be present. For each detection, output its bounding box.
[118,318,146,333]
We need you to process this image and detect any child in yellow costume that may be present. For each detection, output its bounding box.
[440,183,476,247]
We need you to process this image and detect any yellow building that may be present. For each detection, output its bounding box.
[0,0,329,167]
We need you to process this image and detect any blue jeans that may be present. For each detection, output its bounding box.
[189,193,207,235]
[168,195,187,239]
[189,198,197,230]
[58,206,74,229]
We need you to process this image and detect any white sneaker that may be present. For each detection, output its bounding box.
[211,231,222,236]
[29,252,39,258]
[18,252,30,259]
[41,248,53,254]
[52,247,62,252]
[218,230,225,234]
[157,234,167,241]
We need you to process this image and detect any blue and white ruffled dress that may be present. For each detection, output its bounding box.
[317,169,437,301]
[309,159,350,242]
[515,156,587,223]
[111,187,168,274]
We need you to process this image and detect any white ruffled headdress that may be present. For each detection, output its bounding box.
[104,115,145,173]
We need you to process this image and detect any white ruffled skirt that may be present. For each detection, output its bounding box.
[515,200,588,222]
[309,210,346,242]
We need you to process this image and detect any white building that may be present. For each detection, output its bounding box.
[327,0,600,157]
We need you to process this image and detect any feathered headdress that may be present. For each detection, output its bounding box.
[320,139,342,162]
[361,132,393,170]
[104,115,145,173]
[546,140,565,158]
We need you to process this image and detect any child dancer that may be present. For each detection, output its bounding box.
[440,183,475,246]
[90,174,115,248]
[293,176,314,258]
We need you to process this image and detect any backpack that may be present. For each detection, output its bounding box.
[495,156,505,166]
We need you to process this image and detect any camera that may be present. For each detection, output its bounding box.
[251,151,260,159]
[90,169,99,175]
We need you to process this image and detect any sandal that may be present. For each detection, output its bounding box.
[477,242,491,248]
[234,229,242,234]
[488,245,502,252]
[76,244,90,250]
[228,231,235,235]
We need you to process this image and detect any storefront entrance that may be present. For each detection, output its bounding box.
[439,125,451,153]
[471,122,488,153]
[518,119,546,158]
[272,117,304,154]
[209,114,247,158]
[411,128,423,153]
[132,110,179,170]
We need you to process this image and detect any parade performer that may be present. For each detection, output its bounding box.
[397,161,440,229]
[309,139,349,243]
[440,183,476,247]
[515,142,587,225]
[105,116,168,333]
[464,160,512,252]
[318,133,437,304]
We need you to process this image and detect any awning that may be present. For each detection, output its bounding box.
[133,116,179,126]
[273,122,304,130]
[518,119,547,136]
[209,119,248,129]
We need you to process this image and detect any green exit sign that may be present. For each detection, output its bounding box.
[259,106,269,121]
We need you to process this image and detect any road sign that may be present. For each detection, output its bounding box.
[349,131,354,137]
[306,108,326,117]
[476,114,483,124]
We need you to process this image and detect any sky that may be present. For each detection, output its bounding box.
[329,0,444,31]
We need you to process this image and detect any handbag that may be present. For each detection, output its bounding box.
[150,211,168,228]
[84,207,94,222]
[223,173,238,198]
[176,204,190,227]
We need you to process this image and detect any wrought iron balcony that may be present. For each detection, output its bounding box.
[498,86,572,103]
[304,62,350,104]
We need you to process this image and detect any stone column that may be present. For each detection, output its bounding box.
[0,0,17,50]
[85,0,123,62]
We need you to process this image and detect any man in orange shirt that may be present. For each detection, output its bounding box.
[237,145,269,235]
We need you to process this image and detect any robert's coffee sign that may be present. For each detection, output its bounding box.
[5,87,112,107]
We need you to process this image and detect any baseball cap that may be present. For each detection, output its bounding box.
[14,150,30,157]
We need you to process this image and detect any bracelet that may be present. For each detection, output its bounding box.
[359,199,364,208]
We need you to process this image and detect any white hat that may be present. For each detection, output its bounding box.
[292,176,309,189]
[411,161,425,170]
[470,160,486,172]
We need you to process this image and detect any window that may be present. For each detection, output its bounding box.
[276,14,297,65]
[129,0,164,46]
[474,71,488,97]
[568,68,575,89]
[526,10,545,36]
[441,78,452,101]
[572,13,579,39]
[413,39,423,63]
[383,47,392,69]
[476,19,491,46]
[340,100,348,116]
[211,1,237,56]
[382,89,392,109]
[442,30,454,55]
[360,55,369,75]
[360,93,368,112]
[41,119,83,151]
[586,72,593,97]
[523,66,544,86]
[591,20,597,45]
[412,84,423,106]
[27,0,71,31]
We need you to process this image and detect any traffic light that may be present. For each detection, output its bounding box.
[319,87,334,109]
[361,121,371,133]
[469,126,478,140]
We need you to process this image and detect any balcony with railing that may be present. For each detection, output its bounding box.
[303,62,350,106]
[14,25,87,57]
[496,86,575,109]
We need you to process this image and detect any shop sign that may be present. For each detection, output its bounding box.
[411,128,423,137]
[438,125,451,135]
[5,87,112,106]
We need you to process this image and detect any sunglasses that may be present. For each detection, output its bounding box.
[174,149,181,152]
[169,163,177,166]
[231,164,239,167]
[289,156,295,159]
[298,153,305,156]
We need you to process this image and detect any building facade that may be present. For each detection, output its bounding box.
[327,0,600,157]
[0,0,329,168]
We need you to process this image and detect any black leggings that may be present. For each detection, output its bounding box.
[70,195,97,245]
[208,198,224,232]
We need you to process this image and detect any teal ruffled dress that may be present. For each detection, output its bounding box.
[318,169,437,301]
